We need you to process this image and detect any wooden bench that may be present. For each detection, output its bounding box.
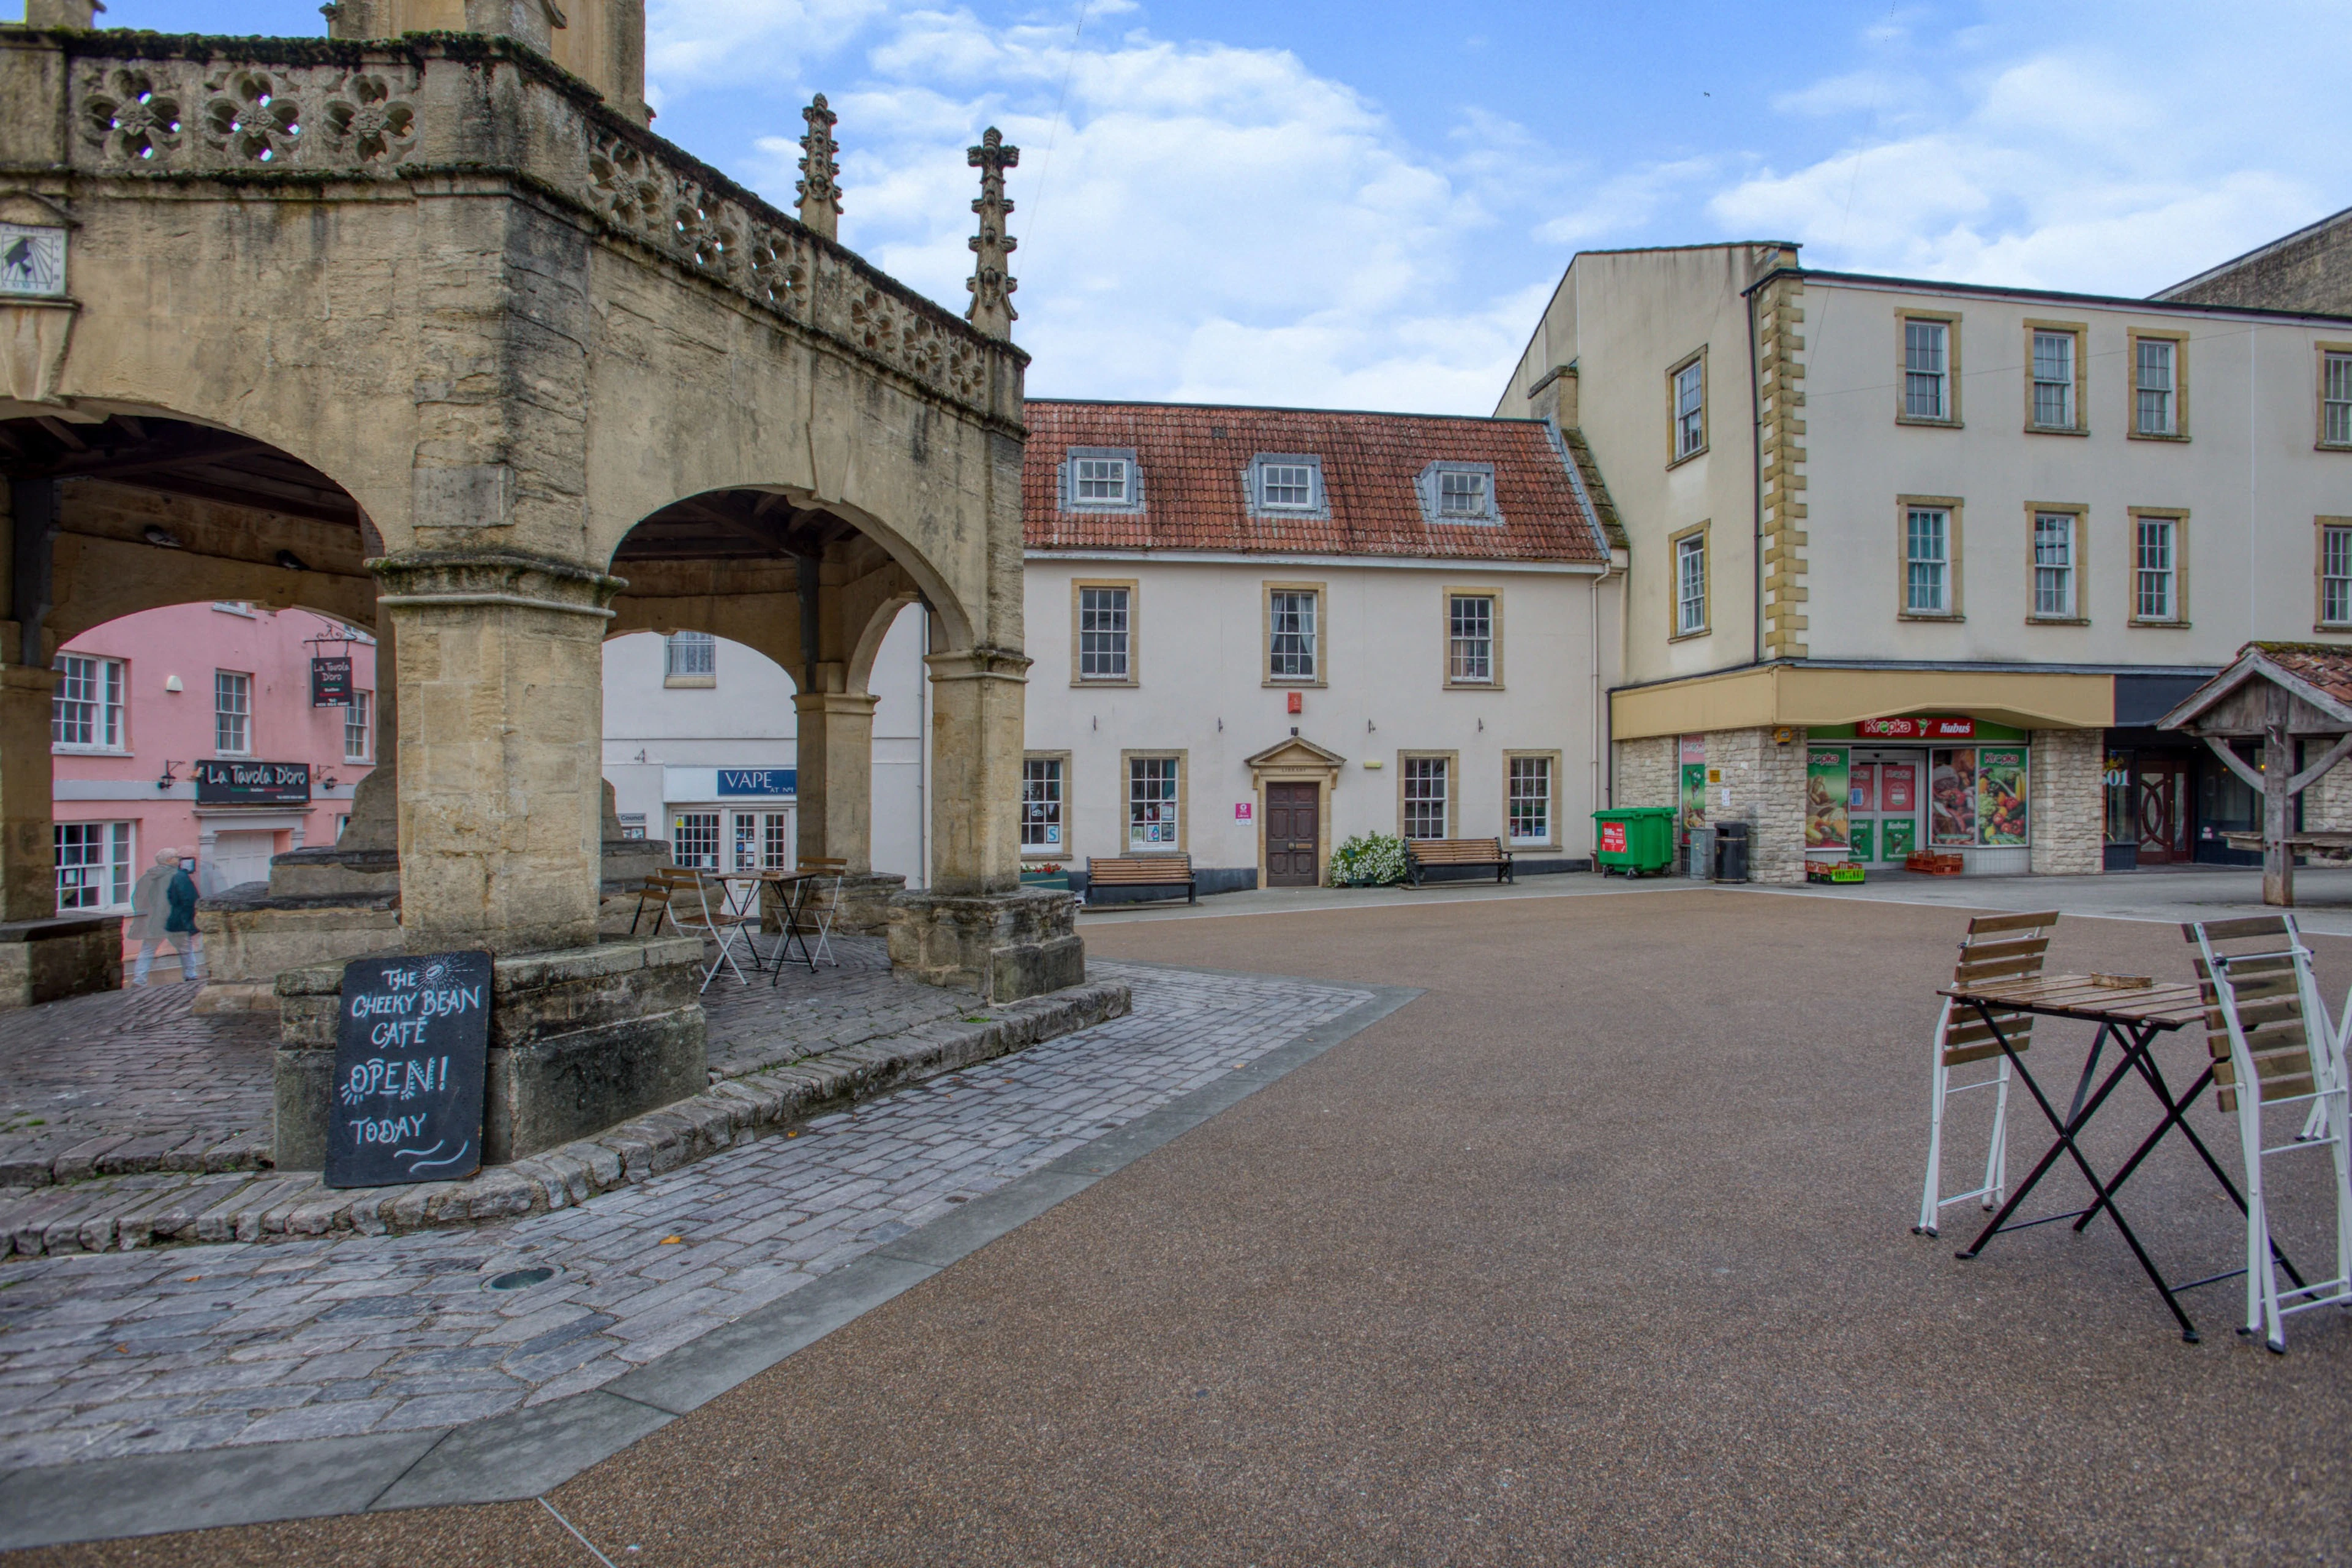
[1405,837,1513,887]
[1085,854,1196,904]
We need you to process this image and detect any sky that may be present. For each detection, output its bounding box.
[43,1,2352,413]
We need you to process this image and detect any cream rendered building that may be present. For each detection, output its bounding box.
[1495,241,2352,883]
[1020,402,1621,893]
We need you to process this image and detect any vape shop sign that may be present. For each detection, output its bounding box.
[193,760,311,804]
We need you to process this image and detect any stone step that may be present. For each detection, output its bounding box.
[0,978,1129,1260]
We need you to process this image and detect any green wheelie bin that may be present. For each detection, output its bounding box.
[1592,806,1678,876]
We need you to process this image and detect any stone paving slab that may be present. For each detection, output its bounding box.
[0,952,1129,1257]
[0,962,1376,1506]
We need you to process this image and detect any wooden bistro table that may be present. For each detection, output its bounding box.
[1943,971,2305,1342]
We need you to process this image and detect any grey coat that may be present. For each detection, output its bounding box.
[129,865,176,941]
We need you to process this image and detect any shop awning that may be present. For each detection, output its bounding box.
[1611,665,2115,742]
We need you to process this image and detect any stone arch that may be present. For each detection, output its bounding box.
[848,587,925,697]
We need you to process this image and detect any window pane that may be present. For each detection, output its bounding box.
[2136,518,2176,619]
[2032,331,2075,426]
[2032,514,2073,617]
[1268,591,1317,679]
[2136,340,2175,434]
[1128,756,1180,848]
[1904,321,1948,418]
[214,671,251,754]
[344,690,372,763]
[1260,464,1313,508]
[1508,756,1550,843]
[1022,758,1064,848]
[1905,510,1948,612]
[1402,756,1449,840]
[1074,457,1128,502]
[1675,363,1704,457]
[2326,352,2352,445]
[1676,535,1706,633]
[1438,470,1488,516]
[666,631,715,678]
[55,820,132,912]
[2326,526,2352,624]
[1449,595,1493,682]
[671,812,720,870]
[1078,586,1130,679]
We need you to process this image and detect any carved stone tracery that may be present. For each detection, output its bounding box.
[78,62,420,171]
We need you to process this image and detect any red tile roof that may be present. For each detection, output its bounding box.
[2253,643,2352,712]
[1022,401,1609,564]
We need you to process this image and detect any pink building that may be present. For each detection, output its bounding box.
[50,603,377,967]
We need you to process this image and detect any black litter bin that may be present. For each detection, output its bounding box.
[1712,820,1751,883]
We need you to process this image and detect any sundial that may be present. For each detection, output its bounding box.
[0,224,66,297]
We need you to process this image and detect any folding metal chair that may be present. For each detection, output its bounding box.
[794,856,846,970]
[673,871,756,993]
[628,867,693,937]
[2188,915,2352,1352]
[1916,911,2061,1236]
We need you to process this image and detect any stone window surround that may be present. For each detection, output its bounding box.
[1069,578,1138,687]
[1896,307,1963,428]
[2127,507,2190,627]
[1670,519,1711,641]
[1262,580,1327,688]
[1021,749,1072,859]
[1504,748,1561,850]
[2024,501,2090,626]
[2317,341,2352,452]
[2318,516,2352,634]
[1120,748,1187,855]
[2022,318,2089,435]
[2127,326,2191,442]
[1897,495,1965,622]
[1667,347,1708,467]
[1395,750,1459,841]
[1442,585,1505,690]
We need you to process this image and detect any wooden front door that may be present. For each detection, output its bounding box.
[1265,783,1321,886]
[2136,758,2192,864]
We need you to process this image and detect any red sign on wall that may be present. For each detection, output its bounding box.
[1855,715,1974,740]
[1600,821,1627,854]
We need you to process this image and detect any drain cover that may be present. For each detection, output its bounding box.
[486,1266,556,1292]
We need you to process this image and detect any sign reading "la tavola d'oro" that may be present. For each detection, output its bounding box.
[325,950,493,1189]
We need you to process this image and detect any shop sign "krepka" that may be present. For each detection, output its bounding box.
[1853,715,1975,740]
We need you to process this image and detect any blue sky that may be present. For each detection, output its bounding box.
[44,1,2352,412]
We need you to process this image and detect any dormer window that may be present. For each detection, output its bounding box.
[1249,454,1325,515]
[1416,461,1501,525]
[1060,447,1144,513]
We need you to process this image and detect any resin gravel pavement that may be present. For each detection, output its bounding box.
[15,888,2352,1566]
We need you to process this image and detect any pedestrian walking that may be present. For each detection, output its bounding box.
[129,848,205,986]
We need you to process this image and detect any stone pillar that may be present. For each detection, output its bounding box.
[0,664,57,924]
[2028,729,2104,877]
[793,691,878,872]
[922,646,1027,896]
[374,552,619,954]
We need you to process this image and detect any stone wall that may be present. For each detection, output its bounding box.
[1705,726,1809,885]
[1615,734,1676,809]
[2029,729,2105,877]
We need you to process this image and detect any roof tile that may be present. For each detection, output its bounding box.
[1023,402,1607,565]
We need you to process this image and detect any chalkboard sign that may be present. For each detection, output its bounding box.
[325,950,492,1189]
[194,760,310,804]
[311,655,353,707]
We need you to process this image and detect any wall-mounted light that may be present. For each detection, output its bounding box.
[1366,718,1376,732]
[155,760,179,792]
[163,675,183,693]
[142,526,183,549]
[318,771,340,793]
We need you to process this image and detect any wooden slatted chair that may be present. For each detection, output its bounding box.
[2187,914,2352,1351]
[1915,911,2061,1236]
[628,866,699,937]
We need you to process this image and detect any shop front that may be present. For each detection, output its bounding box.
[1803,717,2034,875]
[660,766,798,873]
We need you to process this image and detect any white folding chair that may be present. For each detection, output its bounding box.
[1916,911,2061,1236]
[2189,914,2352,1352]
[673,871,756,992]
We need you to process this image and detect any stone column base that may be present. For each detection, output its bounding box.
[192,889,403,1014]
[273,935,708,1170]
[0,916,123,1010]
[886,887,1085,1002]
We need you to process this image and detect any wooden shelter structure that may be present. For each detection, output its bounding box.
[2158,644,2352,906]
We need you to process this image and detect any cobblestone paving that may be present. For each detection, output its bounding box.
[0,962,1369,1469]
